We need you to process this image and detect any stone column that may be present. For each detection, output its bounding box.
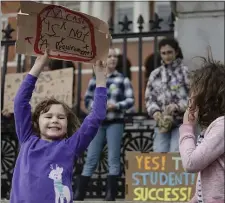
[80,1,89,14]
[102,2,111,22]
[175,2,224,67]
[133,2,149,32]
[91,2,110,22]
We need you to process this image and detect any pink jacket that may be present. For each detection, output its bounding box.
[179,116,224,203]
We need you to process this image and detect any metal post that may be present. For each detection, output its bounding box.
[76,62,82,118]
[138,36,143,113]
[22,56,26,72]
[1,45,9,110]
[30,56,36,69]
[17,54,22,73]
[122,38,127,77]
[154,36,158,69]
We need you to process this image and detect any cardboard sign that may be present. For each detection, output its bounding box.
[3,68,74,113]
[16,1,111,62]
[125,152,197,202]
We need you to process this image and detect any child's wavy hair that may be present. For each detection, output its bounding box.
[189,47,225,128]
[32,98,80,138]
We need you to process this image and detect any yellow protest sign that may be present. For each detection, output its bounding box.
[125,152,197,202]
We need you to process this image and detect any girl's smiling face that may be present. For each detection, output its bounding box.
[38,104,68,141]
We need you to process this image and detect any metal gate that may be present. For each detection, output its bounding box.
[1,12,175,199]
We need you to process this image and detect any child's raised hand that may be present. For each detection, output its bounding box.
[93,60,107,88]
[2,109,11,118]
[107,102,117,111]
[158,115,173,133]
[183,107,199,125]
[29,49,50,77]
[165,103,179,115]
[35,49,50,67]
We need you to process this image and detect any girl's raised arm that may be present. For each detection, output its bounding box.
[14,51,49,144]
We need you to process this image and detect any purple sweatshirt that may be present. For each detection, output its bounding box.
[10,74,107,203]
[179,116,224,203]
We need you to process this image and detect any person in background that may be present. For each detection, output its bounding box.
[115,54,132,80]
[74,47,135,201]
[115,50,135,113]
[145,38,189,152]
[179,52,225,203]
[144,52,161,84]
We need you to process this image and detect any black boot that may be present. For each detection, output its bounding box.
[105,175,118,201]
[74,175,90,200]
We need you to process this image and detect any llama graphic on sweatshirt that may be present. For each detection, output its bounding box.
[48,164,71,203]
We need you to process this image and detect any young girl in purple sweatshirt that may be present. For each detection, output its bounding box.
[179,54,225,203]
[10,50,107,203]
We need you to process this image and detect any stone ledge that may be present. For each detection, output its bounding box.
[176,2,224,13]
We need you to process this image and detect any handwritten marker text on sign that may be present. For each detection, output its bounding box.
[132,172,196,186]
[133,187,192,202]
[35,5,96,62]
[136,155,166,171]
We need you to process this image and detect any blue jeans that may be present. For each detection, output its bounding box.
[82,123,124,176]
[153,127,179,152]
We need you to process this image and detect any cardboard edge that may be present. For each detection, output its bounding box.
[16,13,28,24]
[16,14,37,56]
[16,14,27,55]
[20,1,47,15]
[20,1,110,34]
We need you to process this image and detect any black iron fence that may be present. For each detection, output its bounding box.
[1,12,175,199]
